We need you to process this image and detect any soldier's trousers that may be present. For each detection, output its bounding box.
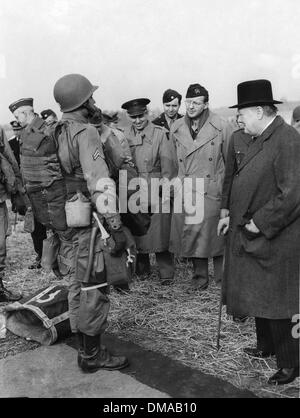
[31,218,47,260]
[191,256,223,285]
[56,227,110,336]
[0,202,9,276]
[136,251,174,279]
[255,318,299,369]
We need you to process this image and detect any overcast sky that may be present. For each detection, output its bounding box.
[0,0,300,122]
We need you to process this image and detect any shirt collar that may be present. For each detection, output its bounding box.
[258,116,277,136]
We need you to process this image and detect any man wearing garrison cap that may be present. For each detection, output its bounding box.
[169,83,232,292]
[152,89,183,132]
[122,98,178,285]
[9,97,47,270]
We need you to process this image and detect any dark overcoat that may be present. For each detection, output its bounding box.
[223,116,300,319]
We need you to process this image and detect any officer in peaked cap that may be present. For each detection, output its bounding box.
[8,121,23,166]
[152,89,183,131]
[8,98,33,115]
[121,98,150,116]
[122,97,177,286]
[40,109,58,127]
[8,97,48,269]
[10,120,22,131]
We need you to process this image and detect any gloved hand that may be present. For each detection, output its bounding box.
[11,192,27,216]
[110,227,127,257]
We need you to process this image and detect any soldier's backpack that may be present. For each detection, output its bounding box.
[20,119,68,231]
[5,285,71,345]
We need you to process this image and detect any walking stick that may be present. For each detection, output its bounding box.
[216,218,229,351]
[216,281,223,351]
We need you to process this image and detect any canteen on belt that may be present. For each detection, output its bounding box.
[65,191,91,227]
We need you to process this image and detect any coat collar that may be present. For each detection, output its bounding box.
[125,121,156,146]
[237,116,284,173]
[172,111,222,157]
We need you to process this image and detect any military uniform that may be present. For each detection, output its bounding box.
[152,112,183,132]
[122,99,178,281]
[152,89,183,133]
[18,114,49,266]
[169,84,232,290]
[0,125,23,301]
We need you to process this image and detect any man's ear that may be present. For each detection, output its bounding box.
[256,106,264,120]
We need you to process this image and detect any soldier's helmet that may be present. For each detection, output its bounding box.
[53,74,98,112]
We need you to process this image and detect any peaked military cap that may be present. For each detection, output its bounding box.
[121,98,150,116]
[162,89,182,104]
[9,98,34,113]
[10,120,22,130]
[40,109,57,120]
[186,84,209,100]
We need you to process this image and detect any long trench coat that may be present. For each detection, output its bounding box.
[223,116,300,319]
[169,112,231,258]
[124,121,177,253]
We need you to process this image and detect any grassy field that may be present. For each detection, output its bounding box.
[0,213,299,399]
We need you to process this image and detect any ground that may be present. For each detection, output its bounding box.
[0,213,299,399]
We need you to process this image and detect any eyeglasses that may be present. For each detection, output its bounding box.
[185,100,205,107]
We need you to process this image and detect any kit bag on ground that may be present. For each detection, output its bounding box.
[5,285,71,345]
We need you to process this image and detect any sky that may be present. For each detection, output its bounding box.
[0,0,300,122]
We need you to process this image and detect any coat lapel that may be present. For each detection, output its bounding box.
[190,118,219,156]
[125,125,143,146]
[237,116,284,173]
[172,112,220,157]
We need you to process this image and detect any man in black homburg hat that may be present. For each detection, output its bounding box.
[218,79,300,385]
[152,89,183,132]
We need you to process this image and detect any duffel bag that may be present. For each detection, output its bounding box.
[5,285,71,345]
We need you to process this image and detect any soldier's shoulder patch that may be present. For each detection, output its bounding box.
[92,148,101,160]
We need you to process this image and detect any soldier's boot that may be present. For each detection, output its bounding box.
[79,333,129,373]
[77,332,84,368]
[0,277,22,302]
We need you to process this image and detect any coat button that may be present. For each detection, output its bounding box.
[206,174,210,178]
[209,158,213,161]
[211,142,215,145]
[179,159,183,162]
